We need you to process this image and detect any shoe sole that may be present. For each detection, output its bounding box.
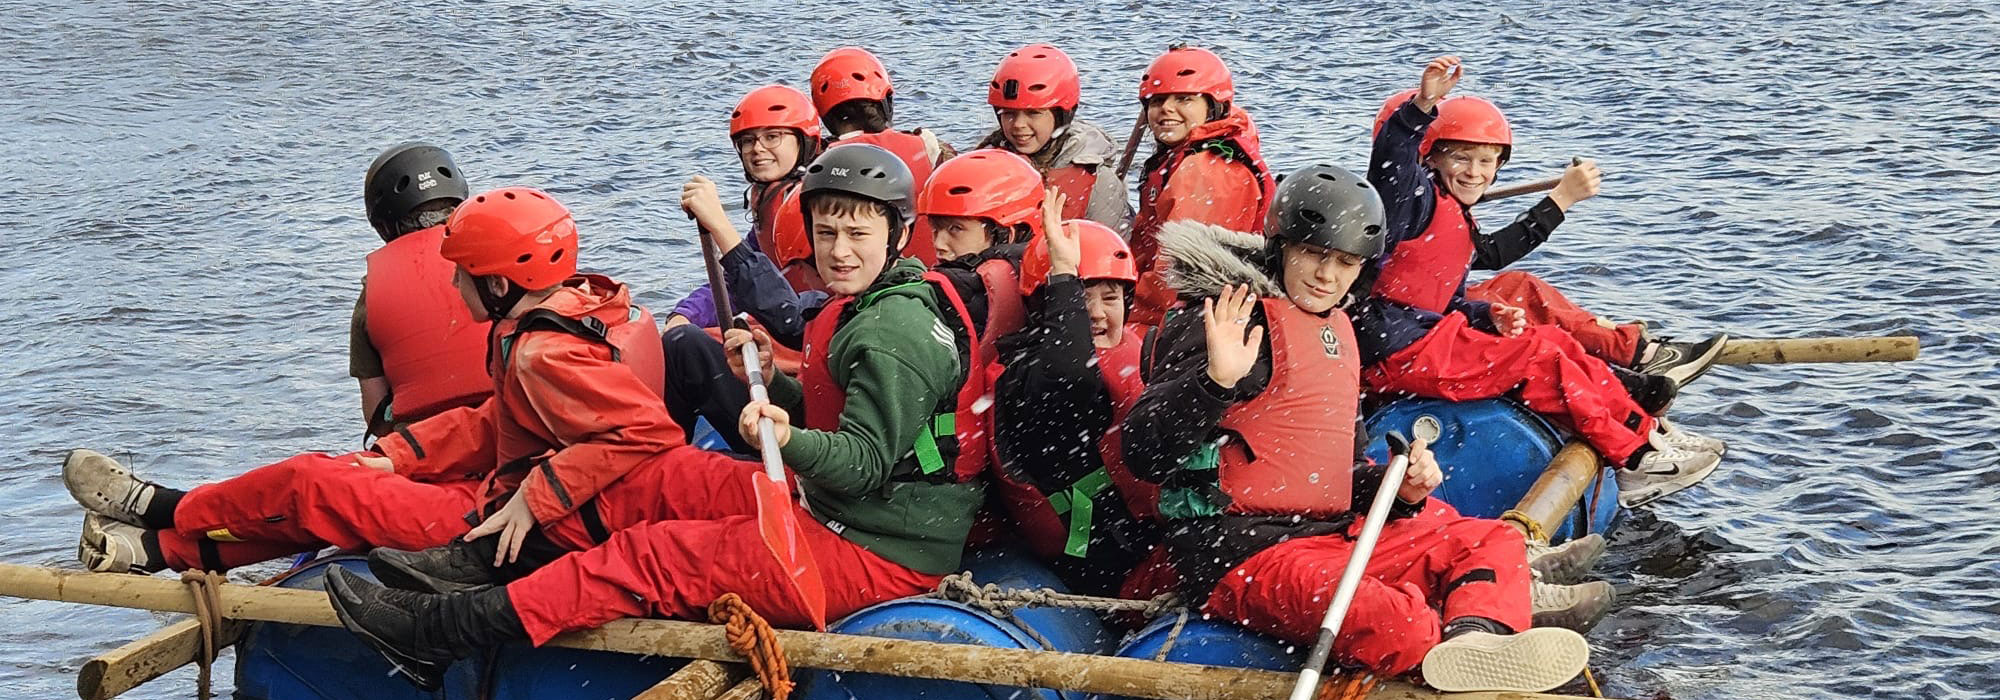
[1660,334,1730,388]
[325,569,448,691]
[78,513,138,573]
[63,449,148,528]
[1422,628,1591,693]
[367,550,486,595]
[1619,451,1723,508]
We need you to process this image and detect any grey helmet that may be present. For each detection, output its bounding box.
[1264,165,1387,258]
[799,142,917,224]
[364,142,469,242]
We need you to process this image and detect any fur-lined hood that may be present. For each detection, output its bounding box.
[1155,220,1282,299]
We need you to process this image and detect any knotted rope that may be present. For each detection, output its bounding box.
[1499,508,1551,544]
[1313,671,1380,700]
[708,593,794,700]
[930,572,1185,651]
[179,570,228,700]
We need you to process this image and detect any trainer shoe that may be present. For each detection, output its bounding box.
[62,449,162,528]
[1531,578,1616,633]
[1614,366,1679,416]
[1657,418,1727,455]
[1640,333,1730,388]
[1618,440,1722,508]
[369,540,500,594]
[1421,627,1591,693]
[78,512,161,574]
[1526,533,1608,585]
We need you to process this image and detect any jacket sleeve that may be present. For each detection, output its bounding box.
[1153,152,1262,230]
[779,299,961,496]
[1121,304,1271,483]
[722,243,819,345]
[1471,196,1566,270]
[1446,282,1496,333]
[1085,166,1134,235]
[669,286,718,328]
[512,335,687,523]
[995,276,1111,487]
[1369,99,1440,252]
[373,399,499,483]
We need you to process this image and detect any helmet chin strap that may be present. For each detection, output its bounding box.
[474,276,530,320]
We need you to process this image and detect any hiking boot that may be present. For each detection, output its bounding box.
[63,449,167,528]
[1420,628,1591,692]
[1657,418,1727,455]
[78,512,162,574]
[1618,438,1722,508]
[325,567,524,691]
[1531,579,1616,633]
[369,540,500,594]
[1526,533,1607,585]
[1613,366,1678,416]
[1640,333,1730,388]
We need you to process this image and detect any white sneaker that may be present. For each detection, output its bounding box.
[1526,533,1607,585]
[78,512,160,574]
[63,449,158,527]
[1657,418,1726,455]
[1421,628,1591,693]
[1618,441,1722,508]
[1531,578,1615,633]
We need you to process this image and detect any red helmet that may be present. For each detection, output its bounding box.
[917,149,1045,235]
[988,44,1081,112]
[1421,95,1513,161]
[1019,219,1137,296]
[1372,88,1420,138]
[440,187,577,289]
[731,85,821,140]
[1138,46,1234,103]
[809,47,894,117]
[770,187,811,268]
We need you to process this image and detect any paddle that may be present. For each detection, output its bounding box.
[1479,157,1582,203]
[695,217,829,630]
[1287,430,1413,700]
[1114,108,1148,181]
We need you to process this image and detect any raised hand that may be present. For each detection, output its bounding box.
[1398,438,1444,503]
[1203,284,1266,390]
[1415,55,1463,112]
[1045,189,1081,278]
[1548,158,1603,211]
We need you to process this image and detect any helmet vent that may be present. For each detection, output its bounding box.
[948,185,973,195]
[1315,172,1338,182]
[1028,82,1047,92]
[1176,68,1197,77]
[550,249,564,263]
[474,195,487,203]
[808,163,826,173]
[438,167,454,179]
[1300,209,1328,225]
[1113,250,1129,259]
[516,254,532,264]
[395,175,410,193]
[850,71,867,81]
[766,104,785,112]
[503,191,518,200]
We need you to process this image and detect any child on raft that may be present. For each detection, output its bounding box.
[1128,45,1275,326]
[1359,55,1727,508]
[975,43,1132,231]
[322,144,994,690]
[1121,165,1592,693]
[809,46,957,266]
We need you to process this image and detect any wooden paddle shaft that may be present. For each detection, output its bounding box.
[1478,175,1563,203]
[1716,336,1917,365]
[1508,442,1604,540]
[0,564,1596,700]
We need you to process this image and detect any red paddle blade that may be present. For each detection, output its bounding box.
[753,473,828,630]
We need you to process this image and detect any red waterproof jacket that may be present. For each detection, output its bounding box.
[1130,108,1274,325]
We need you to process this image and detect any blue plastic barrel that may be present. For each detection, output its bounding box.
[796,548,1113,700]
[235,555,479,699]
[1090,615,1300,700]
[1362,397,1621,539]
[484,644,684,700]
[689,415,732,451]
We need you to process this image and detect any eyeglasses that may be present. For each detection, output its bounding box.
[733,131,792,153]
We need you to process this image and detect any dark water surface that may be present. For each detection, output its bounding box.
[3,1,1996,697]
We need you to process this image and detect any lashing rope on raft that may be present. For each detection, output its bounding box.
[708,593,795,700]
[179,570,228,700]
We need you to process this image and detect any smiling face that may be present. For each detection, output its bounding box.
[1146,94,1210,146]
[1280,243,1366,314]
[809,196,902,296]
[930,215,993,262]
[734,127,803,183]
[1426,141,1505,205]
[1083,280,1129,348]
[996,108,1059,155]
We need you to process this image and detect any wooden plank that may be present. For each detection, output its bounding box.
[76,618,245,700]
[631,660,744,700]
[714,678,764,700]
[1715,336,1917,365]
[0,564,1607,700]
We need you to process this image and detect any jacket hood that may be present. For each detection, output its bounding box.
[529,273,633,319]
[1182,106,1260,154]
[1155,220,1281,299]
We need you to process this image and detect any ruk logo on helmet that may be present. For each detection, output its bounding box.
[829,166,851,177]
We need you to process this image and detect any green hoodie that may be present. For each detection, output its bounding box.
[768,257,981,574]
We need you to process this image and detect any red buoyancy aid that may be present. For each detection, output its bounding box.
[1214,300,1361,518]
[843,130,938,265]
[1046,165,1097,222]
[1095,326,1157,522]
[1372,186,1476,314]
[1130,108,1276,274]
[798,270,989,483]
[489,279,667,402]
[363,225,493,422]
[749,179,798,262]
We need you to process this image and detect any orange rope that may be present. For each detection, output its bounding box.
[179,570,228,700]
[1311,671,1380,700]
[708,593,794,700]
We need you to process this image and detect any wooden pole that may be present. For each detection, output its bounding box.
[76,619,244,700]
[1506,443,1603,541]
[715,678,765,700]
[1715,336,1918,365]
[0,564,1605,700]
[632,660,746,700]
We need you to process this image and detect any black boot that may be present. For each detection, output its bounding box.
[370,539,502,594]
[1613,365,1678,416]
[325,567,526,690]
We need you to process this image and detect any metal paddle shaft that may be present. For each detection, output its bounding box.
[736,322,787,483]
[1287,431,1414,700]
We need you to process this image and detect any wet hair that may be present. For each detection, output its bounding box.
[823,97,895,135]
[805,190,908,250]
[389,199,457,238]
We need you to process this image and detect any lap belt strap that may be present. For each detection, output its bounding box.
[1048,468,1113,558]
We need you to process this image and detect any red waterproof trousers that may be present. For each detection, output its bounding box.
[507,447,941,644]
[1466,271,1643,367]
[1365,312,1655,462]
[159,452,482,571]
[1202,501,1530,675]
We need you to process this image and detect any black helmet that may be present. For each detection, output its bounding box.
[363,142,469,241]
[1264,165,1386,258]
[799,142,916,224]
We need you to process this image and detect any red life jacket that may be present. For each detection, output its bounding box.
[1213,300,1361,518]
[489,281,667,402]
[748,179,798,262]
[362,225,493,423]
[842,130,938,265]
[1046,165,1097,221]
[1130,108,1275,274]
[798,270,988,483]
[1372,185,1477,314]
[1095,326,1156,522]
